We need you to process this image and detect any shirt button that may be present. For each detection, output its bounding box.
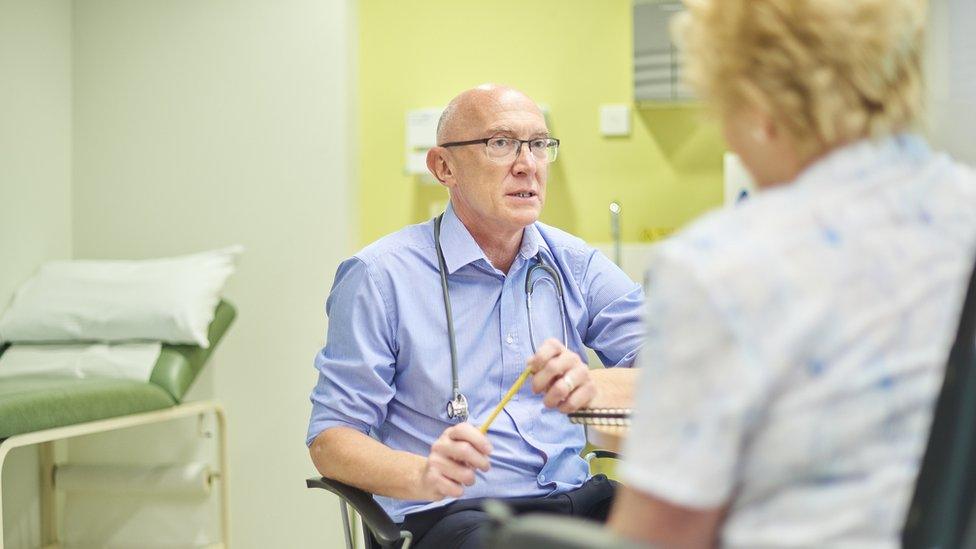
[506,334,514,345]
[538,473,546,483]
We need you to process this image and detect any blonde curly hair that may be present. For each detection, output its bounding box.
[672,0,928,159]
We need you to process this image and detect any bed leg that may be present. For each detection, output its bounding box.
[39,442,57,547]
[0,439,10,549]
[215,406,230,548]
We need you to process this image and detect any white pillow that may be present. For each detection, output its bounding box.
[0,246,241,348]
[0,342,163,382]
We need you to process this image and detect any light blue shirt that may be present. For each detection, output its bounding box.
[307,204,644,521]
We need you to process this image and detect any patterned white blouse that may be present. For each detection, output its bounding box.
[621,135,976,548]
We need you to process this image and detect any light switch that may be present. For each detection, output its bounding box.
[600,104,631,137]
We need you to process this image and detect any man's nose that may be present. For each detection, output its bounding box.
[512,142,537,175]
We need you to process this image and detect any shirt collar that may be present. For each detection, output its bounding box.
[518,222,549,263]
[791,133,930,191]
[438,203,491,274]
[437,203,552,275]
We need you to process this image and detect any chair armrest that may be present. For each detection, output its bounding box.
[487,511,647,549]
[584,449,621,462]
[306,476,402,547]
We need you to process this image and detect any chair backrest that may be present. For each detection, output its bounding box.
[902,252,976,548]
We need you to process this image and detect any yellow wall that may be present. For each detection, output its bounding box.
[359,0,726,245]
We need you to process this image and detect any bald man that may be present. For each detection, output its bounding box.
[307,85,644,548]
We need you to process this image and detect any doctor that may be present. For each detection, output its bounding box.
[307,84,643,549]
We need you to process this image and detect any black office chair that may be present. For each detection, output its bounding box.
[481,499,645,549]
[305,476,409,549]
[902,251,976,549]
[306,449,620,549]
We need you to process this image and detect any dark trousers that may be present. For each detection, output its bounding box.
[399,474,618,549]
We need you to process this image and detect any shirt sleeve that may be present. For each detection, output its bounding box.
[618,243,766,508]
[306,257,397,446]
[580,249,645,367]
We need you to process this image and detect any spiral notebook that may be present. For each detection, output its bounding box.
[568,408,632,427]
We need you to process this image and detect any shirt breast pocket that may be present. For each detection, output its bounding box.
[528,399,586,448]
[524,278,569,351]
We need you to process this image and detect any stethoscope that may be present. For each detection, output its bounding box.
[434,213,568,423]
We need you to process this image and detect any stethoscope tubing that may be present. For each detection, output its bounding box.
[433,213,462,404]
[525,262,569,355]
[434,212,568,423]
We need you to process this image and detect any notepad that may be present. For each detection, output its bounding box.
[568,408,632,427]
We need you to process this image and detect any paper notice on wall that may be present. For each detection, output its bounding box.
[406,108,443,177]
[406,108,442,149]
[406,150,429,175]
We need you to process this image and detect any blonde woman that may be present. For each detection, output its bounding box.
[608,0,976,547]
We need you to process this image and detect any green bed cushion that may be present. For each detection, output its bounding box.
[149,300,236,402]
[0,300,235,439]
[0,376,176,439]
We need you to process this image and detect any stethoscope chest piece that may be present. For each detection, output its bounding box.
[446,393,469,423]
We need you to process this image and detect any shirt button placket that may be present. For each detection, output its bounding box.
[500,273,524,400]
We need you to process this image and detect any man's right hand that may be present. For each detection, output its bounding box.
[417,423,492,501]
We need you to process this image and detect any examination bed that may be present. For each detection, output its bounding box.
[0,300,236,548]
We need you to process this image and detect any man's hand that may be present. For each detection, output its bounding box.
[527,338,597,413]
[417,423,492,501]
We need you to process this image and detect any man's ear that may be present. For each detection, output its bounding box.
[426,147,454,188]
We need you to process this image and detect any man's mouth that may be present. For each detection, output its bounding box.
[508,191,537,198]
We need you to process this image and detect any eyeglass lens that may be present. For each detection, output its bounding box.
[485,138,559,163]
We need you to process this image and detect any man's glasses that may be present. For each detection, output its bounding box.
[439,136,560,164]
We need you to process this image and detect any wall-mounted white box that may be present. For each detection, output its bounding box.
[600,104,631,137]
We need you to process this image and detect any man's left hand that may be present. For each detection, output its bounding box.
[527,338,597,413]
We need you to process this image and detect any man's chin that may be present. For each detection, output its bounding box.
[505,203,542,225]
[512,211,541,228]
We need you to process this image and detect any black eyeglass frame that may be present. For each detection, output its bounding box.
[438,137,561,162]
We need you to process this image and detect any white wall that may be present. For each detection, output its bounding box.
[926,0,976,164]
[0,1,73,547]
[69,0,355,547]
[0,0,72,314]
